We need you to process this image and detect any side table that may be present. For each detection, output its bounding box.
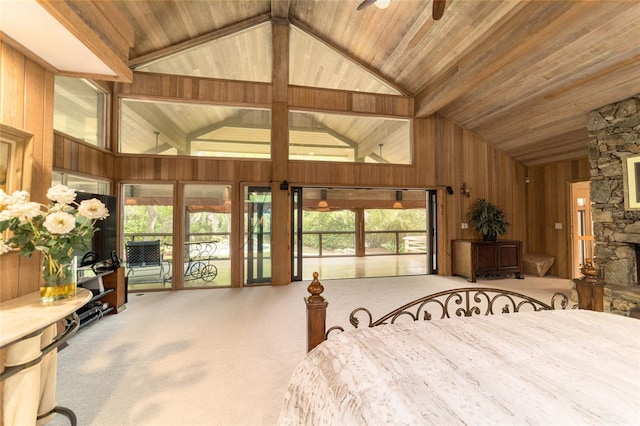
[0,288,91,425]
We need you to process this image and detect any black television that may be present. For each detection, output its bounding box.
[75,192,118,264]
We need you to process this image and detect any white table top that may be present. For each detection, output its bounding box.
[0,288,91,348]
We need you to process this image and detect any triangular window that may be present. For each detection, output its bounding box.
[289,25,402,95]
[134,22,272,83]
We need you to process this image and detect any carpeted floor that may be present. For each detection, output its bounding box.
[50,274,574,425]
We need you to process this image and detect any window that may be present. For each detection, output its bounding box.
[52,172,110,195]
[119,99,271,158]
[54,76,107,147]
[134,22,272,83]
[289,110,411,164]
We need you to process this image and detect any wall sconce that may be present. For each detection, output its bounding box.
[279,180,289,190]
[460,183,471,197]
[525,176,530,184]
[393,191,403,209]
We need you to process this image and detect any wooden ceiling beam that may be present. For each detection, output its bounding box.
[271,0,290,20]
[129,13,272,68]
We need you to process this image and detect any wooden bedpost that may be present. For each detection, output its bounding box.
[573,258,606,312]
[306,272,328,352]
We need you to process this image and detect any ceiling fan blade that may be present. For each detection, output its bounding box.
[432,0,446,20]
[357,0,377,11]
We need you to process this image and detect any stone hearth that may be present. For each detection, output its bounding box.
[587,94,640,313]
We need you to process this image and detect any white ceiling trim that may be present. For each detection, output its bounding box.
[0,0,116,76]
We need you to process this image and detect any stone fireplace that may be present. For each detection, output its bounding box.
[587,94,640,312]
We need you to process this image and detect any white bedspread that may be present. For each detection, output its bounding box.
[279,310,640,425]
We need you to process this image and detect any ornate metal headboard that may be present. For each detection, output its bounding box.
[304,272,571,352]
[326,287,570,338]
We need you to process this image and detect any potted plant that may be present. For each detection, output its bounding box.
[468,198,510,241]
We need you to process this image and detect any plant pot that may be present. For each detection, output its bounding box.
[483,233,497,242]
[40,256,77,303]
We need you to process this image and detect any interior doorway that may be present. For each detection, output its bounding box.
[291,187,437,281]
[570,181,594,278]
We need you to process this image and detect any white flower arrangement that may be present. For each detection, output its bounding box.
[0,184,109,283]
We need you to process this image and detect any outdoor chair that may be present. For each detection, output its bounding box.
[125,240,164,278]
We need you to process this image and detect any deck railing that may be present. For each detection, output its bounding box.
[124,229,427,260]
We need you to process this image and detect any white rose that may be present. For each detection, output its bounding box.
[43,211,76,234]
[47,184,76,205]
[0,189,11,206]
[78,199,109,220]
[11,190,30,203]
[6,201,41,223]
[0,240,11,255]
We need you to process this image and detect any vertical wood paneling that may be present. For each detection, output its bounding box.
[526,158,590,278]
[1,35,588,297]
[0,42,25,129]
[53,132,114,180]
[0,43,54,302]
[434,116,528,274]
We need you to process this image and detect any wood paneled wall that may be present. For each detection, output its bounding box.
[432,115,529,274]
[526,159,590,278]
[53,132,115,180]
[113,68,531,280]
[1,41,582,297]
[0,42,55,302]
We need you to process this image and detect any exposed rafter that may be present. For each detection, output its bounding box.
[129,13,272,68]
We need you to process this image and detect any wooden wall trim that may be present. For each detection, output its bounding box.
[115,73,413,118]
[53,132,114,180]
[288,86,412,117]
[116,72,272,108]
[115,156,272,182]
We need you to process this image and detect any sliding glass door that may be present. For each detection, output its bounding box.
[291,187,437,281]
[122,183,174,291]
[245,186,271,284]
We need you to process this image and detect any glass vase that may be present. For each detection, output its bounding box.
[40,256,77,303]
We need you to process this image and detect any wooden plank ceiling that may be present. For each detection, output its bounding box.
[112,0,640,166]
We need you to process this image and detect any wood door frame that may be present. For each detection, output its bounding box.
[569,180,594,279]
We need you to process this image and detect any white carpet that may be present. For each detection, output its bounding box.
[50,274,573,425]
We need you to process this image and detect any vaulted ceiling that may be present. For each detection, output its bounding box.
[112,0,640,166]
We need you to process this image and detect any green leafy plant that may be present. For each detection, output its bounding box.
[468,198,510,241]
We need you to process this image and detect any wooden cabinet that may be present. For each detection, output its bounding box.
[452,240,523,282]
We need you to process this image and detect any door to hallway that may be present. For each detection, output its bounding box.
[570,181,594,278]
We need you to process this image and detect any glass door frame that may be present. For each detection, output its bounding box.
[245,185,272,285]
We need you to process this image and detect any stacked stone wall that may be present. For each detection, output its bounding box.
[587,94,640,288]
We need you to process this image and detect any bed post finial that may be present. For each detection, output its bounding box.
[306,272,328,352]
[307,271,324,299]
[573,258,606,311]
